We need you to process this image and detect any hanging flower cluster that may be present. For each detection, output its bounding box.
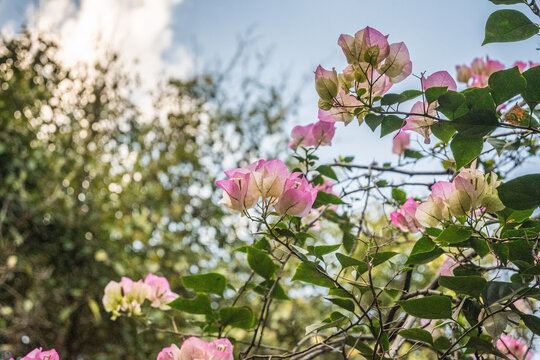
[216,159,318,217]
[391,161,504,232]
[157,337,233,360]
[315,26,412,125]
[102,274,178,320]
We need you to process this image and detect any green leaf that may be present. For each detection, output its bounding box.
[219,306,254,329]
[397,296,452,319]
[345,337,373,357]
[431,122,456,143]
[400,89,423,101]
[462,87,496,113]
[452,110,499,138]
[522,65,540,107]
[521,314,540,335]
[247,247,278,280]
[168,294,212,315]
[181,273,227,295]
[364,114,384,132]
[309,244,341,258]
[450,134,483,170]
[312,191,345,208]
[391,188,407,204]
[336,253,363,268]
[380,115,404,137]
[498,174,540,210]
[437,91,468,120]
[488,67,527,105]
[407,236,444,265]
[466,337,509,358]
[425,86,448,104]
[316,165,338,181]
[398,328,434,345]
[253,280,290,300]
[326,297,355,312]
[291,262,334,288]
[357,252,398,274]
[482,281,527,306]
[381,93,406,106]
[436,225,473,244]
[439,275,487,298]
[403,149,423,159]
[483,9,539,45]
[433,336,452,351]
[342,232,356,254]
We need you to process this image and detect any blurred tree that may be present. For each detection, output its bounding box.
[0,30,291,359]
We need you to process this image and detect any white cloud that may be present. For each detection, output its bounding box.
[26,0,194,117]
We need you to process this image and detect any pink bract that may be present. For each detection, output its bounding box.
[157,344,182,360]
[274,173,318,217]
[144,274,179,308]
[390,198,422,233]
[392,131,410,155]
[19,348,59,360]
[289,123,315,150]
[422,71,457,91]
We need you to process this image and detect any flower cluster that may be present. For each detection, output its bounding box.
[102,274,178,320]
[316,26,412,124]
[496,335,533,360]
[216,159,318,217]
[402,71,456,144]
[416,161,504,227]
[289,120,336,151]
[9,348,59,360]
[391,162,504,232]
[456,56,539,88]
[157,337,233,360]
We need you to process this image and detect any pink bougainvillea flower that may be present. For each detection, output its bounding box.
[338,26,390,66]
[415,195,451,227]
[144,274,179,309]
[275,173,318,217]
[392,130,410,155]
[247,159,290,200]
[404,101,436,144]
[216,170,259,212]
[157,344,182,360]
[289,121,336,150]
[496,335,533,360]
[314,65,339,100]
[390,197,423,233]
[17,348,59,360]
[381,42,412,83]
[120,277,151,316]
[311,120,336,147]
[422,71,457,91]
[289,123,315,150]
[513,61,528,73]
[469,56,505,88]
[439,256,458,277]
[356,68,393,98]
[318,89,363,124]
[455,64,472,83]
[205,338,234,360]
[178,337,208,360]
[529,61,539,68]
